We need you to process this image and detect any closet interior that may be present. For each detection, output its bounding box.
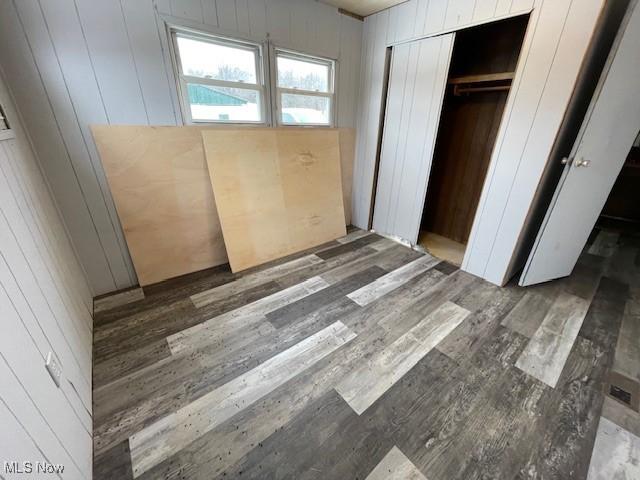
[419,15,530,265]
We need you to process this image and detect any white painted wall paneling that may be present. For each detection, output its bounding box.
[521,1,640,286]
[0,72,93,478]
[353,0,607,286]
[0,0,363,296]
[353,0,535,232]
[465,0,606,284]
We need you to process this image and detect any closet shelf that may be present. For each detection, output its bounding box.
[448,71,515,85]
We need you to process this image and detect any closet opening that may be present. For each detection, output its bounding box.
[597,131,640,232]
[418,15,529,265]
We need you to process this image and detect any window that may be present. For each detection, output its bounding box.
[172,30,265,124]
[170,28,337,126]
[275,50,334,126]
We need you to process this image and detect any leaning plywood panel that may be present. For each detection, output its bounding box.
[203,129,346,272]
[92,125,227,286]
[93,125,354,285]
[339,127,355,226]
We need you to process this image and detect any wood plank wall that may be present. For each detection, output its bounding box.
[0,72,93,478]
[0,0,363,296]
[352,0,607,285]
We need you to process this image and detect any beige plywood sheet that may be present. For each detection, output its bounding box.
[339,127,354,226]
[92,125,227,286]
[203,129,346,272]
[92,125,354,286]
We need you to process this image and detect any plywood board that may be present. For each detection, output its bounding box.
[92,125,226,286]
[92,125,354,286]
[202,129,346,272]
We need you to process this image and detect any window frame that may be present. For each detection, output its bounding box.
[272,48,336,127]
[170,28,268,125]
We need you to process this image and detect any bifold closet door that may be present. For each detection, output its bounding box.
[372,33,454,244]
[520,2,640,286]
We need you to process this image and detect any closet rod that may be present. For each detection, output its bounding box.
[453,85,511,96]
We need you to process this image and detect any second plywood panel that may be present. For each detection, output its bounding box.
[203,129,346,272]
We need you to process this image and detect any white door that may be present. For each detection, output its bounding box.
[372,34,454,244]
[520,2,640,286]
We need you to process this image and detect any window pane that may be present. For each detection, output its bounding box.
[281,93,330,125]
[177,36,257,84]
[277,55,329,93]
[187,84,261,122]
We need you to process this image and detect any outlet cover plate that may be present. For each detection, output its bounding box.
[45,351,62,388]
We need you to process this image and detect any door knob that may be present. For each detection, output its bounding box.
[574,158,591,167]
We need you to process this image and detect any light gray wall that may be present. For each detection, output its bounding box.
[0,70,93,479]
[0,0,363,296]
[352,0,607,285]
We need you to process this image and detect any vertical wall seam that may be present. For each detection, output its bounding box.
[464,0,542,268]
[0,357,87,480]
[72,0,111,123]
[0,395,60,480]
[0,64,94,297]
[482,0,570,278]
[118,0,151,124]
[0,142,91,339]
[1,140,92,319]
[37,0,135,287]
[0,210,91,390]
[14,1,118,291]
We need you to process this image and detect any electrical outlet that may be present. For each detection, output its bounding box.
[45,351,62,388]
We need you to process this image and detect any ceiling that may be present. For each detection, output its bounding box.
[321,0,408,17]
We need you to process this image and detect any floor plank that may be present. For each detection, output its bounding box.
[266,266,386,329]
[90,226,635,479]
[130,321,357,477]
[167,276,330,354]
[347,255,440,306]
[337,229,373,244]
[515,292,590,387]
[365,446,427,480]
[587,416,640,480]
[588,230,619,257]
[336,301,470,415]
[190,254,324,308]
[613,297,640,383]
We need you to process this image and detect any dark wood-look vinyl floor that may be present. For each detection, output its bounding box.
[93,227,640,479]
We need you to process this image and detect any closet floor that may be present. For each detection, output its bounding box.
[92,227,640,479]
[418,230,466,266]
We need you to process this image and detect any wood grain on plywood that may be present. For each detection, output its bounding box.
[92,126,355,285]
[92,125,226,286]
[202,129,346,272]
